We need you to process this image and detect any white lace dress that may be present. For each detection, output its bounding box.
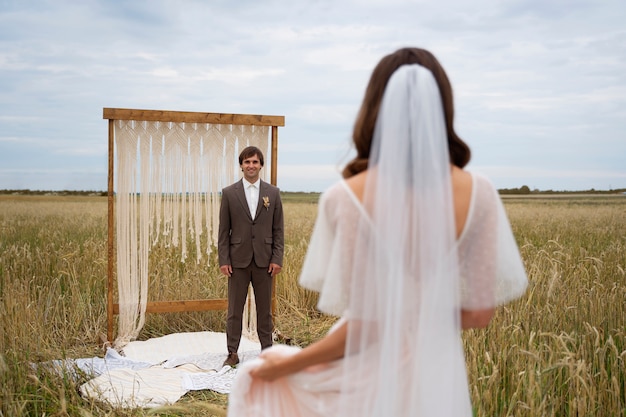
[227,172,527,417]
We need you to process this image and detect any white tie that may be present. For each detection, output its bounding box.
[247,184,258,217]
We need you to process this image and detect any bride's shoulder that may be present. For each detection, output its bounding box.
[451,166,472,186]
[466,171,499,200]
[451,167,473,202]
[318,180,350,205]
[343,172,367,202]
[453,169,498,197]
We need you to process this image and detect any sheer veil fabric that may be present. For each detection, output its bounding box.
[338,64,471,416]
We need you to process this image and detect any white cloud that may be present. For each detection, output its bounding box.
[277,164,343,192]
[0,0,625,192]
[471,165,626,191]
[474,165,626,180]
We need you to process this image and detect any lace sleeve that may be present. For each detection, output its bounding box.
[458,174,528,309]
[299,190,334,293]
[298,183,353,316]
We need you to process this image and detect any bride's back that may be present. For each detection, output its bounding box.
[345,165,472,239]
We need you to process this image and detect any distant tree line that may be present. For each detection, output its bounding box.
[0,189,322,200]
[498,185,626,195]
[1,187,625,197]
[0,189,107,196]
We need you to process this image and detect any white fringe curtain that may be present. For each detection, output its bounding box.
[114,120,269,348]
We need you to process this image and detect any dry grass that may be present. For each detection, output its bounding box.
[1,194,624,416]
[465,196,626,416]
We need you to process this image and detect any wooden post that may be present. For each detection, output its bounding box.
[270,125,278,186]
[270,125,279,318]
[107,119,115,343]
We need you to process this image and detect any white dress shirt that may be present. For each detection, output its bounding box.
[243,178,259,218]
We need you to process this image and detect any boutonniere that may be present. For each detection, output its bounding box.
[262,196,270,210]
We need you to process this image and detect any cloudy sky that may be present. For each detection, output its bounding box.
[1,0,624,192]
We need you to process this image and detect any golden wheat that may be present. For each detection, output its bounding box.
[1,194,624,416]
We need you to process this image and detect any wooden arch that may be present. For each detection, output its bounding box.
[103,107,285,343]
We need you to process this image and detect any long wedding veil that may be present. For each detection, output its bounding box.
[338,64,473,416]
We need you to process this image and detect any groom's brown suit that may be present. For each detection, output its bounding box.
[218,179,284,353]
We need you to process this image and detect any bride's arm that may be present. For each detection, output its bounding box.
[249,321,347,382]
[461,307,494,329]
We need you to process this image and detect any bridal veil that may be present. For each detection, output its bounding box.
[338,64,472,416]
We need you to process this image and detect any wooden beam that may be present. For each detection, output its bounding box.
[113,299,229,314]
[103,108,285,127]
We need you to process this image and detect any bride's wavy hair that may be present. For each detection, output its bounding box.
[343,47,471,178]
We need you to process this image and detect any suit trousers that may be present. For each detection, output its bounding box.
[226,260,274,353]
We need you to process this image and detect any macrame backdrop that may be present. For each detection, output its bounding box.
[104,109,284,348]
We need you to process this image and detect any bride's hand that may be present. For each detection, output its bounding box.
[249,350,289,382]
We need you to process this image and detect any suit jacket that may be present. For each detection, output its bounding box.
[218,179,284,268]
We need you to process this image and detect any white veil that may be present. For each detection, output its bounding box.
[337,64,472,416]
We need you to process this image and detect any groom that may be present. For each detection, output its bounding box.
[218,146,284,367]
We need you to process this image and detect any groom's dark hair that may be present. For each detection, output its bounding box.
[239,146,265,167]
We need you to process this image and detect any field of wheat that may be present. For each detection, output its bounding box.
[0,193,624,416]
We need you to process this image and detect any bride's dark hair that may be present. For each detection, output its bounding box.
[343,47,471,178]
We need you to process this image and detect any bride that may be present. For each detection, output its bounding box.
[227,47,528,417]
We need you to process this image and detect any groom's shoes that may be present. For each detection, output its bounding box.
[223,352,240,367]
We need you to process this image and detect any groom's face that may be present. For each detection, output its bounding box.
[241,154,262,183]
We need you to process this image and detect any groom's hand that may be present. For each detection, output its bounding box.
[268,263,282,277]
[220,264,232,277]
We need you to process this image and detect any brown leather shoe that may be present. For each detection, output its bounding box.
[223,352,239,367]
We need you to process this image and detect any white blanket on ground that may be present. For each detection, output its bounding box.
[75,332,260,408]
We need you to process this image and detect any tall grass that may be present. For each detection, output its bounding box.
[465,196,625,416]
[1,194,624,416]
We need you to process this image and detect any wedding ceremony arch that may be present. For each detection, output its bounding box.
[104,108,285,347]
